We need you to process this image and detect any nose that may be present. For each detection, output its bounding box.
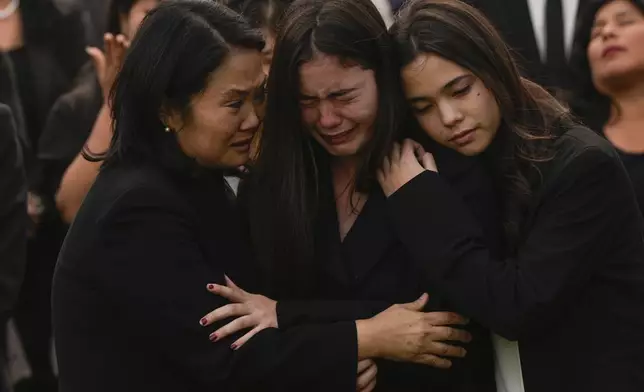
[240,105,260,133]
[437,101,463,129]
[318,101,342,130]
[600,23,618,41]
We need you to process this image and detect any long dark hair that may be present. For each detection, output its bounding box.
[570,0,644,130]
[248,0,405,296]
[223,0,291,33]
[106,0,264,167]
[391,0,572,250]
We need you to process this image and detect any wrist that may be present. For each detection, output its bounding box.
[355,319,382,359]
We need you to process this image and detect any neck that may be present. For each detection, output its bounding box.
[609,84,644,125]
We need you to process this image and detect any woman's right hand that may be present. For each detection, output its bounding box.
[356,293,471,369]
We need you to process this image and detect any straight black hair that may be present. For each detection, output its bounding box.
[247,0,406,296]
[223,0,291,33]
[106,0,264,167]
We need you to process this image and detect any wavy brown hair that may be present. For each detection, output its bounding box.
[391,0,573,251]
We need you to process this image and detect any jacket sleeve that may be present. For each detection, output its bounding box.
[0,106,27,316]
[95,189,358,392]
[276,299,390,328]
[386,147,634,341]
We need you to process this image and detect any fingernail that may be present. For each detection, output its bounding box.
[230,343,238,350]
[209,333,218,341]
[207,284,215,290]
[199,318,207,326]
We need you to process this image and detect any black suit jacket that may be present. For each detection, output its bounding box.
[465,0,585,92]
[0,104,27,316]
[386,125,644,392]
[52,158,359,392]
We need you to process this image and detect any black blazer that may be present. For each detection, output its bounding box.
[252,149,501,392]
[0,104,27,317]
[464,0,586,91]
[386,126,644,392]
[52,156,360,392]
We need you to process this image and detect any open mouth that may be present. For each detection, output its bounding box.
[231,138,253,149]
[319,126,357,146]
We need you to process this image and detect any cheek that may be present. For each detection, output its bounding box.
[587,41,603,73]
[415,113,447,143]
[623,27,644,66]
[341,99,377,126]
[301,107,318,127]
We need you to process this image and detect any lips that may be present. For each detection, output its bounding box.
[449,128,476,145]
[602,45,626,58]
[231,137,253,148]
[319,127,356,146]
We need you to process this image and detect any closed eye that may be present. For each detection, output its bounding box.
[412,104,433,114]
[453,85,472,97]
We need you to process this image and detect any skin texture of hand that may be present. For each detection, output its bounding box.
[378,139,437,197]
[356,359,377,392]
[85,33,130,104]
[200,276,277,349]
[356,293,471,369]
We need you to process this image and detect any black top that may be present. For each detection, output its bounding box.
[386,126,644,392]
[7,47,42,145]
[615,150,644,217]
[0,104,27,316]
[53,157,359,392]
[253,148,501,392]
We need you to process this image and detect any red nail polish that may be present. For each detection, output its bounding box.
[207,284,215,290]
[209,333,218,341]
[230,343,237,350]
[200,318,207,326]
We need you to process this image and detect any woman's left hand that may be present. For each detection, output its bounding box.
[377,139,437,197]
[200,276,277,350]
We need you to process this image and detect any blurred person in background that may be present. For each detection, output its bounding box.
[49,0,159,224]
[0,0,87,390]
[0,104,27,392]
[463,0,586,99]
[571,0,644,214]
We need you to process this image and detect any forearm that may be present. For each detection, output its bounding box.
[56,104,111,223]
[277,300,390,328]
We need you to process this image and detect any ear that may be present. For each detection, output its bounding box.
[159,105,184,133]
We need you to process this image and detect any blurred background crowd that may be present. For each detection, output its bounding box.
[1,0,643,391]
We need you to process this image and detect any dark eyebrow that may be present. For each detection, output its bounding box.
[300,86,360,101]
[222,89,250,100]
[328,88,357,98]
[408,75,471,104]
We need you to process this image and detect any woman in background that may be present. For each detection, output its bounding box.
[0,0,87,389]
[571,0,644,214]
[50,0,160,224]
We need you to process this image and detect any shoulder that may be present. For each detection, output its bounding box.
[538,125,626,195]
[551,125,620,172]
[84,164,191,225]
